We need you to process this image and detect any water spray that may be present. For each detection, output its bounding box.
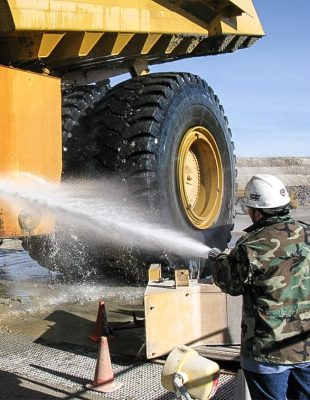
[0,174,211,259]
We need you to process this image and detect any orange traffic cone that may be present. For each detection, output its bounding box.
[88,301,112,342]
[86,336,123,393]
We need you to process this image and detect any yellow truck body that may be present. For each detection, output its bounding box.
[0,65,62,236]
[0,0,264,239]
[1,0,263,66]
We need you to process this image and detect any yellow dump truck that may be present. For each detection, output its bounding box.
[0,1,264,277]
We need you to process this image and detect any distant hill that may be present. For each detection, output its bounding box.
[236,157,310,187]
[236,157,310,207]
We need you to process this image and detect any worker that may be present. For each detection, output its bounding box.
[208,174,310,400]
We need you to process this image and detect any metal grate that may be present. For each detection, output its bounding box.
[0,332,236,399]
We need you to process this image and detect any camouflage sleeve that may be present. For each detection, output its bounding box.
[212,245,250,296]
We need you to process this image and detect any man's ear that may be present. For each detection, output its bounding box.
[254,209,264,222]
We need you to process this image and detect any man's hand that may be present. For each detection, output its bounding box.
[208,247,221,260]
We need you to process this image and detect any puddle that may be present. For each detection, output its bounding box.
[0,241,54,283]
[0,239,56,301]
[0,239,144,317]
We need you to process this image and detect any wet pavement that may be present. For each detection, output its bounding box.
[0,208,308,399]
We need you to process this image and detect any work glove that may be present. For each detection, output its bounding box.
[208,247,221,260]
[207,248,221,279]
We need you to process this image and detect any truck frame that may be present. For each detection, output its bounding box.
[0,0,264,279]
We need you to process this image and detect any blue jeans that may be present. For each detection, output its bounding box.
[243,367,310,400]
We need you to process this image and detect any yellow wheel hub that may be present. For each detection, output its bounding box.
[178,126,223,229]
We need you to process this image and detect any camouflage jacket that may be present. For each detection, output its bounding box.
[212,214,310,364]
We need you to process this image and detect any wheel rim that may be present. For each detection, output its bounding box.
[178,126,223,229]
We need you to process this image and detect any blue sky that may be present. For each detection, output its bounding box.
[149,0,310,157]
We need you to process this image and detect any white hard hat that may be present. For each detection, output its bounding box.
[244,174,290,209]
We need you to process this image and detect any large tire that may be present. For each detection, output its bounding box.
[61,82,110,177]
[87,73,236,277]
[22,74,235,281]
